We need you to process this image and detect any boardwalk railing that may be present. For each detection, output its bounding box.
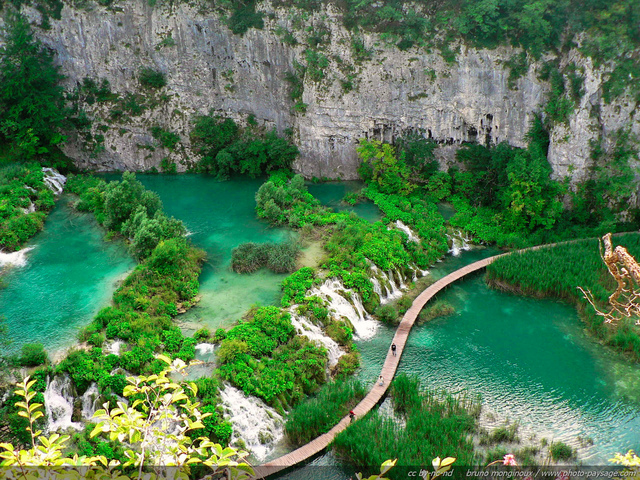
[254,255,499,478]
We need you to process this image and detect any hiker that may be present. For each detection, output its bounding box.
[349,410,355,423]
[391,343,397,356]
[378,375,384,386]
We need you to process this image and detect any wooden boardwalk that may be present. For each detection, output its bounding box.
[254,255,499,479]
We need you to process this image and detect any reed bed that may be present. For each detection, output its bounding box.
[284,379,366,447]
[331,374,480,479]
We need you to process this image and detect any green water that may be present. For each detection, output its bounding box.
[307,181,381,223]
[112,174,294,331]
[281,249,640,477]
[0,197,134,356]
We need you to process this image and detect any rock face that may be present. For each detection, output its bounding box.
[16,1,640,180]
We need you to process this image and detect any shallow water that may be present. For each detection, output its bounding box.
[110,174,294,331]
[307,181,381,223]
[0,196,134,356]
[279,248,640,477]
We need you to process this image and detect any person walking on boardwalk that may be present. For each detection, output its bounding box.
[349,410,355,423]
[391,343,396,356]
[378,375,384,386]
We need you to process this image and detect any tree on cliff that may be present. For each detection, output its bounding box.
[0,12,67,161]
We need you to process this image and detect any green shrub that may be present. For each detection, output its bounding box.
[139,68,166,88]
[549,441,575,461]
[18,343,48,366]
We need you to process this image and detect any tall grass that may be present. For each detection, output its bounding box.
[331,374,479,478]
[231,241,300,274]
[486,233,640,358]
[284,380,366,447]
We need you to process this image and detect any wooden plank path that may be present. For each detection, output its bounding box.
[254,255,500,479]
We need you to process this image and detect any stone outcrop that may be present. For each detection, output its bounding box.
[13,0,640,180]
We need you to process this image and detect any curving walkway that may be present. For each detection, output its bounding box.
[254,254,501,478]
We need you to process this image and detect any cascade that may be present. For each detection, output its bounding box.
[447,229,473,256]
[393,220,420,243]
[80,383,101,421]
[194,343,217,363]
[44,375,82,432]
[42,167,67,195]
[0,246,35,269]
[106,340,124,355]
[308,279,379,340]
[290,313,344,366]
[220,385,284,462]
[383,270,403,301]
[22,202,36,214]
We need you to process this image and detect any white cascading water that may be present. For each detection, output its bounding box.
[290,313,344,366]
[44,375,82,432]
[0,246,35,269]
[447,229,473,256]
[220,385,284,462]
[394,220,420,243]
[42,167,67,195]
[106,340,124,355]
[381,270,403,302]
[194,343,217,363]
[308,279,379,340]
[81,383,101,421]
[22,202,36,214]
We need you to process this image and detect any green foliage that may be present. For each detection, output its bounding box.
[18,343,48,367]
[0,163,54,251]
[191,113,298,177]
[549,441,575,461]
[305,49,329,82]
[375,304,398,324]
[503,51,529,89]
[231,240,300,273]
[332,374,478,479]
[138,67,166,89]
[357,139,414,196]
[217,306,326,409]
[486,234,640,359]
[1,363,254,479]
[150,126,180,150]
[394,133,438,182]
[227,0,264,35]
[0,12,67,160]
[284,380,366,446]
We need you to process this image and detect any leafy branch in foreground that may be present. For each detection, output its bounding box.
[0,356,253,480]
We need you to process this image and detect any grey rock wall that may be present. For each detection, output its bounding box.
[17,0,640,181]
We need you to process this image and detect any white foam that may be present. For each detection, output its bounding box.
[220,385,284,462]
[0,246,35,268]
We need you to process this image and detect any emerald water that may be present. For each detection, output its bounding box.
[114,174,294,331]
[2,175,639,472]
[307,181,381,222]
[279,249,640,478]
[0,196,134,356]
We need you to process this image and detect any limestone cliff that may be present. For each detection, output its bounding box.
[16,0,640,181]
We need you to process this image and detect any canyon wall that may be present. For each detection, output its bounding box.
[17,0,640,180]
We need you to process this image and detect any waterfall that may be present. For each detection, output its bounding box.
[393,220,420,243]
[106,340,124,356]
[447,229,473,256]
[22,201,36,214]
[194,343,217,363]
[290,314,344,366]
[308,279,379,340]
[81,383,101,421]
[0,246,35,268]
[371,277,384,300]
[394,268,406,289]
[220,385,284,462]
[42,167,67,195]
[383,270,403,302]
[44,375,82,432]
